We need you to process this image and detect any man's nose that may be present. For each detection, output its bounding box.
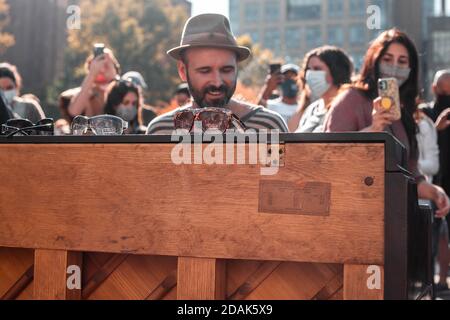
[209,71,224,87]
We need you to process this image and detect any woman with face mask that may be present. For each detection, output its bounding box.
[104,80,142,134]
[0,62,45,123]
[291,46,353,133]
[324,29,450,218]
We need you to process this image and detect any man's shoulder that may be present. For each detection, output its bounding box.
[235,100,288,132]
[145,108,180,135]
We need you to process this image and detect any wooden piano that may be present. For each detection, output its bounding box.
[0,133,432,300]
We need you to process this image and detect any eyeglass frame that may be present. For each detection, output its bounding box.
[71,114,129,136]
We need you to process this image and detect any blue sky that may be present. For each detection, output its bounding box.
[189,0,229,17]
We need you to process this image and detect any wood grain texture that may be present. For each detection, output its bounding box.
[0,143,385,265]
[226,260,343,300]
[145,269,177,300]
[85,254,177,300]
[243,262,341,300]
[343,264,384,300]
[1,265,33,300]
[228,261,281,300]
[0,248,34,299]
[82,254,128,299]
[34,249,82,300]
[177,257,226,300]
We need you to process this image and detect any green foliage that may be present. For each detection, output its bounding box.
[236,34,276,89]
[47,0,188,106]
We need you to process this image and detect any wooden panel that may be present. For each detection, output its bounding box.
[0,248,34,299]
[16,281,34,300]
[82,254,128,299]
[343,264,384,300]
[86,254,177,300]
[244,262,340,300]
[1,265,33,300]
[0,143,384,264]
[227,260,342,300]
[34,249,82,300]
[145,269,177,300]
[177,257,226,300]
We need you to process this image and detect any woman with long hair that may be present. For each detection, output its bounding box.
[104,79,142,134]
[291,45,353,132]
[325,29,450,217]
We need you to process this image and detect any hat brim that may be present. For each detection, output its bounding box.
[167,44,251,62]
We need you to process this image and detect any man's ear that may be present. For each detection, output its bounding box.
[178,61,187,82]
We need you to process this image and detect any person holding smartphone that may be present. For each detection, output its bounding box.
[67,44,121,118]
[324,29,450,218]
[257,63,300,126]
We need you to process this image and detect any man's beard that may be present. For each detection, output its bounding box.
[186,72,236,109]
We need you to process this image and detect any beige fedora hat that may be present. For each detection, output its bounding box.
[167,13,251,62]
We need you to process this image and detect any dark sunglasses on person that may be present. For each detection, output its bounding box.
[71,115,129,136]
[174,107,247,133]
[1,118,54,138]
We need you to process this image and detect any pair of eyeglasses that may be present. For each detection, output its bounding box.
[174,107,247,133]
[71,115,128,136]
[1,118,54,138]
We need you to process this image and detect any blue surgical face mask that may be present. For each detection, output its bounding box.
[379,63,411,87]
[281,79,299,99]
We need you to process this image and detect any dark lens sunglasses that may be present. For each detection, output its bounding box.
[1,118,54,138]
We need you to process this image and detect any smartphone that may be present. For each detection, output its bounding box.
[269,63,281,75]
[378,78,401,121]
[93,43,105,58]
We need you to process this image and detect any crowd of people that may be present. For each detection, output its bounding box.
[1,13,450,292]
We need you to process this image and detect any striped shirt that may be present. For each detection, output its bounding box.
[146,103,288,135]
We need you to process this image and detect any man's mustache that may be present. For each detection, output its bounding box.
[203,85,228,95]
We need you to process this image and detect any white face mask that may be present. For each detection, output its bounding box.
[305,70,330,102]
[2,89,17,105]
[116,104,137,122]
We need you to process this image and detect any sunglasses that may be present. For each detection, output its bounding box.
[174,107,247,133]
[1,118,54,138]
[71,115,128,136]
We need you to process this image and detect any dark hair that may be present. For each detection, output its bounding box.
[300,46,353,89]
[0,62,23,93]
[355,29,419,152]
[104,80,141,120]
